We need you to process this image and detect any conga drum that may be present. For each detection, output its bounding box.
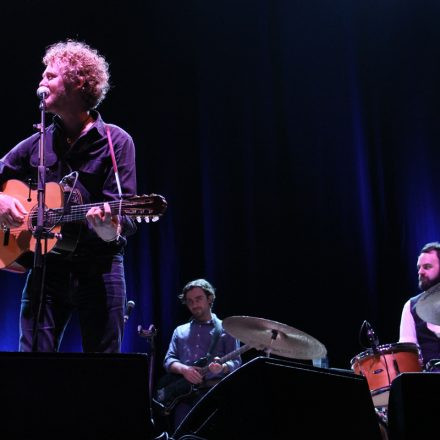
[350,342,423,407]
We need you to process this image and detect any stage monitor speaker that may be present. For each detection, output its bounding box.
[0,352,153,440]
[387,372,440,440]
[173,356,383,440]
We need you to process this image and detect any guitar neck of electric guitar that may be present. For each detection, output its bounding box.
[199,343,251,376]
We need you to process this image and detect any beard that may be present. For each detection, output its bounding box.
[419,274,440,291]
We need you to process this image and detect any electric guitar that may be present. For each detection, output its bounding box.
[154,344,252,415]
[0,179,167,272]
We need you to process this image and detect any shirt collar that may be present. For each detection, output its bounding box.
[191,312,217,325]
[52,109,106,138]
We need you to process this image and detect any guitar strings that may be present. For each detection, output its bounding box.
[4,199,160,233]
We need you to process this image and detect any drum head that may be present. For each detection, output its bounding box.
[374,342,420,356]
[350,348,373,366]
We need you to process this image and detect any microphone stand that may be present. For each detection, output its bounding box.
[364,320,380,354]
[31,93,50,352]
[138,324,158,429]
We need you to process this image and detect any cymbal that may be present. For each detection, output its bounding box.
[222,316,327,360]
[416,282,440,325]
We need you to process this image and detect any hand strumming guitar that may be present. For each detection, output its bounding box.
[170,361,204,384]
[0,193,27,228]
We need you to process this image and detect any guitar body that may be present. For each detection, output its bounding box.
[155,373,197,414]
[155,357,210,414]
[0,180,64,272]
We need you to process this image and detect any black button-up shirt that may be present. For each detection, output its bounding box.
[0,111,137,263]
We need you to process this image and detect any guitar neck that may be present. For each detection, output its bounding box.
[48,200,126,224]
[200,344,251,375]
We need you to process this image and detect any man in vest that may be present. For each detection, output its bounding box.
[399,241,440,368]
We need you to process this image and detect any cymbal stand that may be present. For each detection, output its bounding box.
[264,329,279,357]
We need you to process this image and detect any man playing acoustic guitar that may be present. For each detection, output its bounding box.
[159,279,242,432]
[0,40,138,353]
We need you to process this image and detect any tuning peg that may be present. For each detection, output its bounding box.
[144,216,151,223]
[136,216,142,223]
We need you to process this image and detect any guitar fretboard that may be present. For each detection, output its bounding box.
[45,200,125,224]
[200,344,251,375]
[28,199,154,225]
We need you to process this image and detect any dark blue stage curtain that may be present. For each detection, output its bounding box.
[1,0,440,372]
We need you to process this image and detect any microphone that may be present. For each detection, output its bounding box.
[364,320,380,352]
[124,300,135,323]
[36,86,50,99]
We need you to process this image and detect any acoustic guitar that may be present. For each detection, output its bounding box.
[0,179,167,273]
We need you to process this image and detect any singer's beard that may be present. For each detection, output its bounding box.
[419,274,440,291]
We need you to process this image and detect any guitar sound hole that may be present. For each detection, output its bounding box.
[29,206,59,230]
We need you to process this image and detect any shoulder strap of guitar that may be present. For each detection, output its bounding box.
[206,315,222,361]
[105,125,123,216]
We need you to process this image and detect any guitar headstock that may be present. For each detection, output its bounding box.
[123,194,168,223]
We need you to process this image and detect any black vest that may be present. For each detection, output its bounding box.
[410,293,440,367]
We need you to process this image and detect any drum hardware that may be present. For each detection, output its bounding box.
[375,406,388,425]
[375,406,389,440]
[425,358,440,372]
[364,320,380,353]
[222,316,327,360]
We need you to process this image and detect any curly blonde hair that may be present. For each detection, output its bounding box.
[43,40,110,109]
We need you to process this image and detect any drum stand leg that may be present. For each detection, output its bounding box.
[375,407,389,440]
